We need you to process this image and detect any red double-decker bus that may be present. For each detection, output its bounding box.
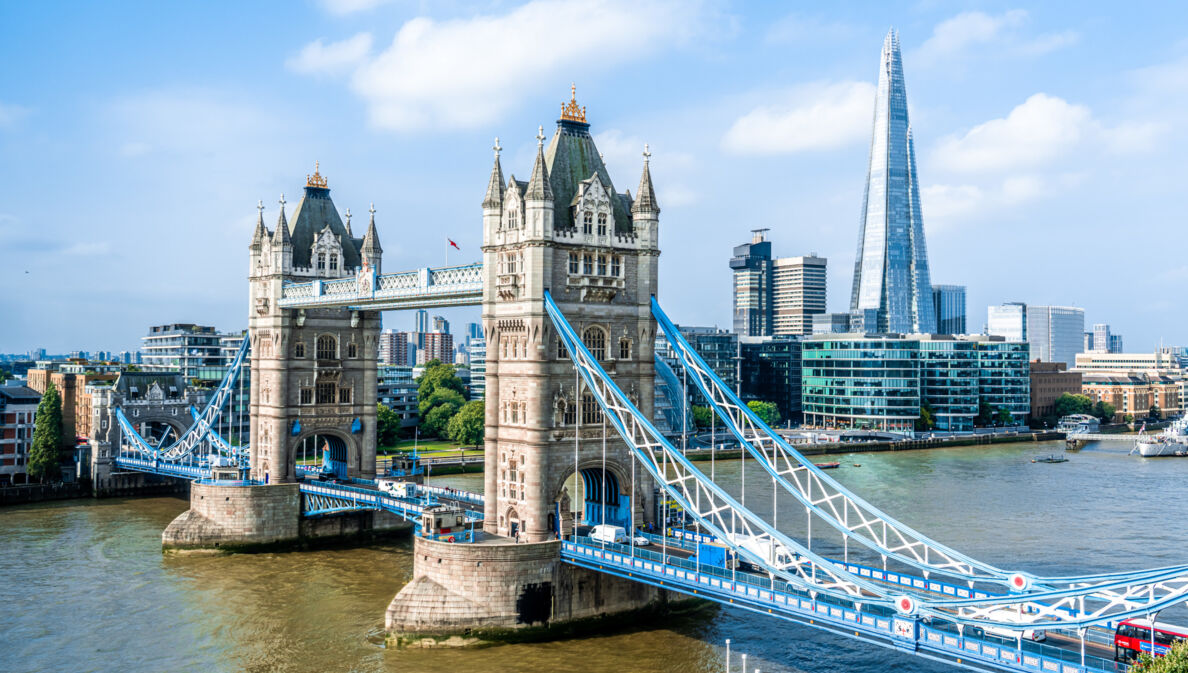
[1115,618,1188,662]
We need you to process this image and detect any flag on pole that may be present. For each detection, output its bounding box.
[448,238,461,250]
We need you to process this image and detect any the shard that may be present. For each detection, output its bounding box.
[850,29,937,334]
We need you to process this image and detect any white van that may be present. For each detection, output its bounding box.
[377,478,416,498]
[979,608,1046,643]
[589,524,628,544]
[727,533,797,569]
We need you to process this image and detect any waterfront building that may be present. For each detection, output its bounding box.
[987,302,1027,341]
[27,364,119,449]
[469,337,486,399]
[802,334,1030,430]
[377,365,418,427]
[1026,306,1084,368]
[932,285,966,335]
[849,30,937,334]
[1072,350,1183,374]
[812,312,852,335]
[1029,361,1083,423]
[772,255,826,337]
[140,323,225,378]
[738,336,802,423]
[656,326,739,397]
[1082,373,1182,421]
[0,385,41,485]
[729,229,773,337]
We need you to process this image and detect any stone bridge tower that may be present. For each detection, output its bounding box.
[247,166,381,484]
[481,89,661,542]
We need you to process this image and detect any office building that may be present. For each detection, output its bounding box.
[377,365,419,427]
[1030,361,1083,422]
[738,336,802,423]
[656,326,739,397]
[469,337,486,399]
[974,338,1032,424]
[730,229,773,337]
[918,337,979,431]
[432,315,450,334]
[1027,306,1085,368]
[140,323,225,378]
[0,385,41,485]
[812,313,853,335]
[772,255,826,337]
[932,285,966,335]
[1087,323,1124,354]
[1082,373,1182,421]
[987,303,1027,342]
[1072,350,1183,374]
[414,310,429,335]
[849,30,937,334]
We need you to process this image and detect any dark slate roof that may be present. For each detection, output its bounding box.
[0,385,41,402]
[287,186,361,269]
[115,372,186,395]
[544,119,632,233]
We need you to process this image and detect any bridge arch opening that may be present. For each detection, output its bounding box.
[554,462,632,537]
[291,429,357,480]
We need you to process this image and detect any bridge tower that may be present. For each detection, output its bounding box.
[480,91,660,542]
[247,166,381,484]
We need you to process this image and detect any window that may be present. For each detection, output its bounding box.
[329,255,338,271]
[317,253,326,271]
[300,388,312,404]
[347,343,358,358]
[508,209,518,229]
[568,252,579,274]
[619,338,631,360]
[581,391,604,424]
[557,338,568,359]
[583,254,593,275]
[597,255,607,275]
[563,400,576,425]
[316,382,336,404]
[583,211,593,234]
[338,387,352,404]
[294,342,305,358]
[597,213,607,236]
[316,335,337,360]
[611,255,621,277]
[583,326,606,360]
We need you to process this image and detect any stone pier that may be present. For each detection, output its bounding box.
[162,481,410,553]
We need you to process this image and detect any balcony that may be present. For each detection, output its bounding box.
[566,274,624,303]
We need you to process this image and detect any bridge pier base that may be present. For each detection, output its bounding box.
[385,535,685,648]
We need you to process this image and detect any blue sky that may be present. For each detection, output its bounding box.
[3,0,1187,354]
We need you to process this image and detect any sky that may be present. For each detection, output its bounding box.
[3,0,1188,355]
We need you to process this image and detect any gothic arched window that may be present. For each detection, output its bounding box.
[581,391,604,424]
[316,335,338,360]
[582,211,593,234]
[597,212,607,236]
[619,338,631,360]
[317,253,326,271]
[329,254,338,272]
[583,326,606,360]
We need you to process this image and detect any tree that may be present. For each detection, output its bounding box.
[28,382,63,482]
[1124,413,1135,423]
[416,359,465,405]
[377,403,401,448]
[1053,393,1094,418]
[975,399,994,427]
[422,403,458,437]
[746,400,781,426]
[447,400,485,446]
[1093,400,1116,421]
[419,388,466,417]
[1150,404,1162,420]
[995,406,1014,426]
[691,405,713,430]
[1130,638,1188,672]
[915,402,936,432]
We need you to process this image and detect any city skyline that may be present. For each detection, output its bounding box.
[4,2,1188,352]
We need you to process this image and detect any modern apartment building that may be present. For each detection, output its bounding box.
[0,385,41,485]
[729,229,773,337]
[772,255,826,337]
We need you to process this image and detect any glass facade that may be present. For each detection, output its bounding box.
[931,284,966,335]
[802,336,920,431]
[987,303,1027,342]
[976,340,1031,422]
[850,30,936,334]
[729,232,773,337]
[919,339,978,431]
[739,336,802,423]
[1026,305,1084,368]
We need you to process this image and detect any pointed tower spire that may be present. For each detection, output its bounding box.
[525,125,553,201]
[271,193,290,245]
[250,200,267,249]
[483,137,506,209]
[361,203,382,273]
[343,208,353,237]
[631,143,659,215]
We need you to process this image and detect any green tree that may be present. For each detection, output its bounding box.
[28,382,63,482]
[995,406,1014,426]
[419,388,465,417]
[691,405,713,430]
[422,403,458,437]
[975,399,994,427]
[915,401,936,431]
[1150,404,1162,420]
[1053,393,1094,418]
[746,400,781,426]
[1093,400,1116,421]
[447,400,485,446]
[377,403,401,447]
[416,359,465,405]
[1130,638,1188,672]
[1124,413,1135,423]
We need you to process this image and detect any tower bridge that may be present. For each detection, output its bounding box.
[106,88,1188,670]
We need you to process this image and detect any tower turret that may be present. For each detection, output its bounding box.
[361,203,382,273]
[481,138,505,245]
[523,126,554,237]
[271,194,292,274]
[630,144,660,248]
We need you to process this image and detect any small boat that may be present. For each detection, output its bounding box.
[852,463,862,467]
[1032,454,1068,464]
[814,461,840,470]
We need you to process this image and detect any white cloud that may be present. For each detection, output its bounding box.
[593,129,698,206]
[921,184,983,223]
[914,10,1077,65]
[318,0,395,15]
[328,0,709,131]
[0,101,29,128]
[933,93,1091,173]
[286,33,373,76]
[721,81,875,155]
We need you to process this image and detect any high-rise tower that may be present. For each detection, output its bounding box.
[850,29,937,334]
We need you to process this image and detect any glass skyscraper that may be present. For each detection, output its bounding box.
[932,284,967,335]
[850,29,937,334]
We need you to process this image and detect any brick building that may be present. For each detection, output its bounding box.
[0,385,41,484]
[1029,360,1082,422]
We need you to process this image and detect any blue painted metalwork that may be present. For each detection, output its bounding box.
[276,262,482,311]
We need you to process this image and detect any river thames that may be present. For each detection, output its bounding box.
[4,438,1187,673]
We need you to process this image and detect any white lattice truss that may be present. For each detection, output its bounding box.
[277,263,483,310]
[546,291,1188,632]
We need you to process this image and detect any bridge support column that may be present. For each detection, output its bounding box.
[385,535,681,647]
[163,482,301,552]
